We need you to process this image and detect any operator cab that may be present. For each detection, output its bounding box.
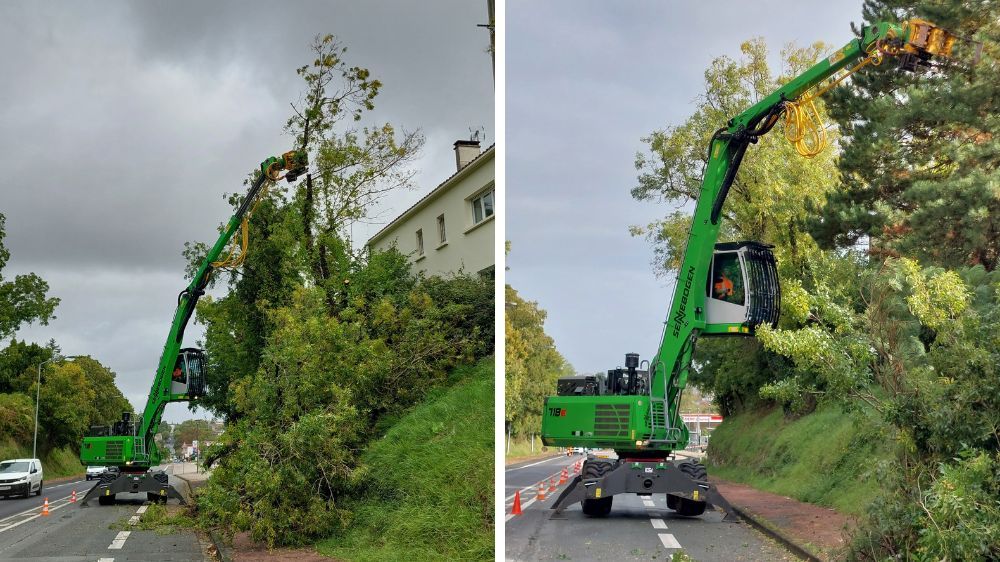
[170,348,206,398]
[705,241,780,332]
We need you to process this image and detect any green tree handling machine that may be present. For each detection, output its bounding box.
[78,151,307,505]
[542,19,979,518]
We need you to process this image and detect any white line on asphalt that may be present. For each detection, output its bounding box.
[658,533,681,549]
[98,558,114,562]
[108,530,130,549]
[128,515,140,525]
[0,498,74,534]
[504,496,539,522]
[505,456,566,472]
[0,495,72,525]
[136,505,148,514]
[651,518,668,529]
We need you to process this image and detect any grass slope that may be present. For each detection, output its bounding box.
[317,359,494,561]
[706,402,888,515]
[0,439,83,479]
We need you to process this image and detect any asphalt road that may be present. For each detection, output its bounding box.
[0,469,209,561]
[505,454,797,561]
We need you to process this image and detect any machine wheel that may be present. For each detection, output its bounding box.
[668,460,708,516]
[98,494,115,506]
[678,460,708,481]
[580,460,615,517]
[36,480,42,496]
[147,492,167,504]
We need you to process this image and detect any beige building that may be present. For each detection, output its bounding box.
[368,140,495,278]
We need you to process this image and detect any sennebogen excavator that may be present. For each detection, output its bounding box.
[78,151,307,505]
[542,20,981,518]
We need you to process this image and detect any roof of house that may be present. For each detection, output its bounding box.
[367,144,495,246]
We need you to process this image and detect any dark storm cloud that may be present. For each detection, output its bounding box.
[2,1,493,421]
[507,0,862,374]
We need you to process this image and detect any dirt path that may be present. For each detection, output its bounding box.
[714,478,856,560]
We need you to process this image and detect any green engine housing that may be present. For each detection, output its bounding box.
[541,395,689,456]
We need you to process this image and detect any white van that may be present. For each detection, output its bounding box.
[0,459,43,498]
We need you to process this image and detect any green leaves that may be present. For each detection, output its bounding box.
[0,213,59,341]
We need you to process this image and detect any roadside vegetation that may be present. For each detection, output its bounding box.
[505,272,574,456]
[0,214,132,473]
[184,33,494,556]
[635,1,999,559]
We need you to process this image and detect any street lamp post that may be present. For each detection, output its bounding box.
[33,355,79,460]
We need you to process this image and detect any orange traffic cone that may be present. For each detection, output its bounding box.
[559,468,567,484]
[70,490,77,503]
[41,497,50,516]
[549,476,557,492]
[511,490,523,516]
[537,481,546,501]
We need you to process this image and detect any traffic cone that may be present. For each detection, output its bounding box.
[70,490,77,503]
[549,476,557,492]
[41,497,50,516]
[559,468,568,484]
[536,481,546,501]
[511,490,523,516]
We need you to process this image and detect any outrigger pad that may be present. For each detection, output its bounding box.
[80,470,186,507]
[549,461,739,522]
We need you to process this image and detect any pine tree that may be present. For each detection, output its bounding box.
[813,0,1000,270]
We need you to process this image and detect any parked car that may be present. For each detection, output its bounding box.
[85,466,106,480]
[0,459,43,498]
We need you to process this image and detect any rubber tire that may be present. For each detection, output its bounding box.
[669,460,707,517]
[36,480,42,497]
[98,493,115,506]
[580,460,615,517]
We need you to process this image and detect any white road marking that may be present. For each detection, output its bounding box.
[505,456,567,472]
[658,533,681,549]
[504,496,539,522]
[0,498,74,533]
[128,515,140,525]
[642,499,655,507]
[98,558,115,562]
[651,518,668,529]
[136,505,148,514]
[108,530,130,549]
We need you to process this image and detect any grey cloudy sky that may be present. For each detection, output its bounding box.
[2,1,493,423]
[507,0,862,375]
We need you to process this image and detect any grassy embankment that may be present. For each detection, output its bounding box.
[317,360,494,561]
[0,439,83,479]
[706,402,890,515]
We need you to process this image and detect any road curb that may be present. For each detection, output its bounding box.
[732,505,820,562]
[208,529,233,562]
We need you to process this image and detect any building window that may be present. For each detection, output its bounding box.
[472,188,494,224]
[437,214,447,244]
[416,229,424,255]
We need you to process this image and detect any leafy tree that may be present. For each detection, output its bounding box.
[0,213,59,341]
[505,284,572,438]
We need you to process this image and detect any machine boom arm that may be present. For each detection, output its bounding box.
[652,20,955,444]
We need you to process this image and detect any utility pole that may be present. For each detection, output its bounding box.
[34,355,79,459]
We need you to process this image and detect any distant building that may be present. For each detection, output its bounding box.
[368,140,495,278]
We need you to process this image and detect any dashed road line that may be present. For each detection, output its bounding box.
[108,530,130,549]
[136,505,148,514]
[658,533,681,549]
[651,518,668,529]
[98,558,115,562]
